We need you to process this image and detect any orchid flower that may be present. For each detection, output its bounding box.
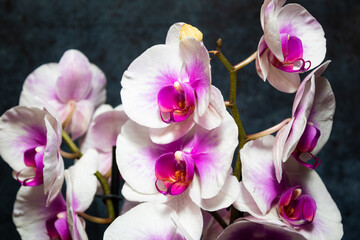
[217,219,306,240]
[116,111,239,239]
[273,61,335,182]
[12,149,98,240]
[234,136,343,240]
[0,104,64,205]
[256,0,326,93]
[20,49,106,140]
[80,104,128,175]
[104,203,190,240]
[120,23,226,144]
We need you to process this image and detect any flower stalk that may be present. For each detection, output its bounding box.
[211,38,257,224]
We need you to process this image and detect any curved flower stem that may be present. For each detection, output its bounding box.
[62,100,76,129]
[233,51,257,71]
[95,171,116,222]
[246,118,292,142]
[61,131,115,223]
[59,149,81,159]
[211,38,251,224]
[76,212,112,225]
[209,211,228,229]
[61,130,83,158]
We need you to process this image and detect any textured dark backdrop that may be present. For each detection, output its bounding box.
[0,0,358,239]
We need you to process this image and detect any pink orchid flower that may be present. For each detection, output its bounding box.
[20,49,106,140]
[0,104,64,205]
[273,61,335,182]
[256,0,326,92]
[234,136,343,240]
[13,149,98,240]
[120,23,226,144]
[116,111,239,239]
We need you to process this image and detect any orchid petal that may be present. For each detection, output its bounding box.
[104,203,186,240]
[190,111,238,199]
[240,136,283,215]
[179,37,211,117]
[194,85,226,130]
[149,116,195,144]
[189,173,240,211]
[217,219,306,240]
[56,50,92,102]
[166,22,185,45]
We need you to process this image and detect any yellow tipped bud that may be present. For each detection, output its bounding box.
[179,24,203,42]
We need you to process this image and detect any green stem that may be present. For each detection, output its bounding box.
[211,38,249,224]
[61,130,115,222]
[95,171,116,222]
[209,211,228,229]
[61,130,83,158]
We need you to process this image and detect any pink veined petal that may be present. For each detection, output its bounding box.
[190,111,238,199]
[56,49,92,102]
[20,63,60,107]
[65,100,94,140]
[179,37,211,117]
[86,63,107,107]
[240,136,283,215]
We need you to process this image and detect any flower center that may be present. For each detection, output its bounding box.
[17,145,46,186]
[278,186,316,227]
[291,122,321,169]
[269,34,311,73]
[46,211,71,240]
[157,81,195,123]
[155,151,194,195]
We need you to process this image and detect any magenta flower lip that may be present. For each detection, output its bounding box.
[278,186,316,227]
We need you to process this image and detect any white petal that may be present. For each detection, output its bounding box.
[189,173,240,211]
[194,85,226,130]
[149,116,195,144]
[165,22,185,45]
[66,149,98,212]
[104,203,186,240]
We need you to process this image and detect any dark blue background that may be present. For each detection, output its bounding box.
[0,0,358,239]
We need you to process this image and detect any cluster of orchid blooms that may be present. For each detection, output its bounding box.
[0,0,344,239]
